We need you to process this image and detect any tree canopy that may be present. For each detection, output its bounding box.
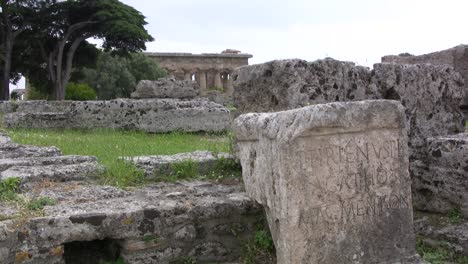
[1,0,154,100]
[75,52,166,100]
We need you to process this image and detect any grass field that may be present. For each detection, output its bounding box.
[5,128,233,187]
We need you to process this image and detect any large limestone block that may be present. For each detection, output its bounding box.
[2,99,231,133]
[233,100,421,263]
[412,133,468,216]
[232,58,465,160]
[131,78,199,99]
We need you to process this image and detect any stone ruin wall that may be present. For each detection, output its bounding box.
[0,99,231,133]
[232,58,467,217]
[382,44,468,117]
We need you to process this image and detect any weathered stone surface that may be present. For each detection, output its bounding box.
[414,212,468,256]
[382,44,468,110]
[412,134,468,216]
[0,134,99,188]
[131,78,200,99]
[124,151,234,179]
[233,58,465,220]
[0,132,11,144]
[0,143,61,159]
[1,99,231,133]
[232,59,464,158]
[233,100,421,263]
[0,181,262,264]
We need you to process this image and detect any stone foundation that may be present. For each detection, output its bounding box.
[0,99,231,133]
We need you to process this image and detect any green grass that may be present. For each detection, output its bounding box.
[0,177,21,202]
[26,197,56,211]
[417,236,467,264]
[242,218,276,264]
[5,128,232,187]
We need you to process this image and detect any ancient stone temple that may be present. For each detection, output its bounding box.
[145,50,252,95]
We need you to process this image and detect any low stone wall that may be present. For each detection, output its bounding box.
[0,99,231,133]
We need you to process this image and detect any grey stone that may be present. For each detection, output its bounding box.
[0,132,12,144]
[382,44,468,112]
[412,133,468,216]
[2,99,231,133]
[0,181,262,264]
[0,143,61,159]
[414,213,468,256]
[131,78,199,99]
[232,58,464,160]
[233,100,421,264]
[123,151,234,179]
[232,58,465,218]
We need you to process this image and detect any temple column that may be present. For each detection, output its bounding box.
[226,73,234,95]
[184,71,191,81]
[214,71,223,89]
[221,72,228,92]
[198,71,207,95]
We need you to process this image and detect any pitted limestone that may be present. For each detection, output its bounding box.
[131,78,200,99]
[2,99,230,133]
[0,181,262,264]
[233,100,422,264]
[412,133,468,216]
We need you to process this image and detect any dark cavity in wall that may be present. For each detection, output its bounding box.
[64,238,122,264]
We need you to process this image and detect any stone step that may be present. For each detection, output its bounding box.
[0,155,97,172]
[0,160,100,186]
[0,181,262,264]
[0,143,61,159]
[123,151,235,179]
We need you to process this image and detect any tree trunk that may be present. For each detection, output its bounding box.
[0,39,13,101]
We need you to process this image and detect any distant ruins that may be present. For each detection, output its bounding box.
[145,50,252,95]
[382,45,468,118]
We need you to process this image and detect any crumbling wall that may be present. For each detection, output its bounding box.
[382,45,468,113]
[232,58,466,214]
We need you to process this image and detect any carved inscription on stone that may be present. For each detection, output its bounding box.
[291,129,409,227]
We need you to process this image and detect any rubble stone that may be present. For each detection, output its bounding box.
[131,78,199,99]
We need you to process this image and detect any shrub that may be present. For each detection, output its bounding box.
[65,82,96,101]
[0,177,21,202]
[27,197,56,211]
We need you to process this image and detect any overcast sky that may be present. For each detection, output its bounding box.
[119,0,468,67]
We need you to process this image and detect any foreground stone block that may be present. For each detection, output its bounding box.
[124,151,234,179]
[131,78,200,99]
[412,133,468,216]
[0,181,262,264]
[2,99,230,133]
[234,100,421,263]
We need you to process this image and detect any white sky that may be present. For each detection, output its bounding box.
[11,0,468,90]
[120,0,468,66]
